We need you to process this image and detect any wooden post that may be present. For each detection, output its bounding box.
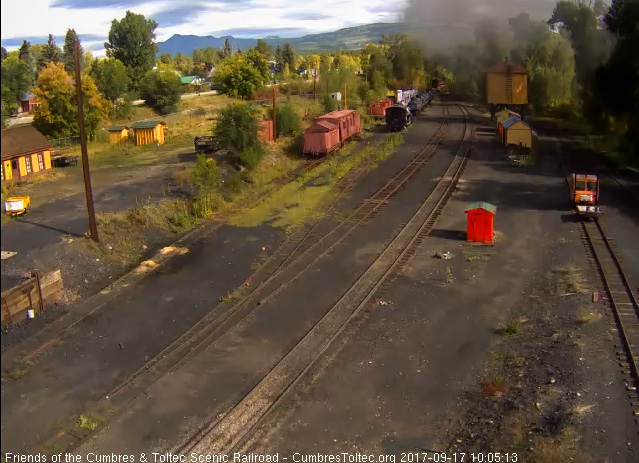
[344,83,347,110]
[313,70,317,100]
[272,85,277,142]
[33,270,44,312]
[74,38,98,242]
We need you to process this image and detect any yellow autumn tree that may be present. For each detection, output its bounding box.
[33,62,108,140]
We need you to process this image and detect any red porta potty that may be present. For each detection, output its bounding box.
[465,202,497,244]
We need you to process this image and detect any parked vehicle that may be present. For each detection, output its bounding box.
[194,136,220,154]
[386,105,413,132]
[4,196,30,216]
[52,155,79,167]
[571,173,602,218]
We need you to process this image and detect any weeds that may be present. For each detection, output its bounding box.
[76,415,102,431]
[444,267,455,284]
[496,320,521,337]
[463,249,496,262]
[547,262,587,295]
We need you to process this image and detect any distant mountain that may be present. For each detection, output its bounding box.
[157,22,414,56]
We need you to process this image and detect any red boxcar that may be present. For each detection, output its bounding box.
[369,99,391,116]
[303,120,340,155]
[317,110,361,144]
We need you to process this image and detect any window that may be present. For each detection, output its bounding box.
[38,153,45,170]
[25,155,32,174]
[0,163,4,181]
[575,180,587,191]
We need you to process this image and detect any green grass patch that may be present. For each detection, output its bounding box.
[495,320,521,337]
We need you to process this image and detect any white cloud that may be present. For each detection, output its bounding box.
[1,0,406,56]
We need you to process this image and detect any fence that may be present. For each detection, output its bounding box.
[50,136,80,148]
[1,269,64,326]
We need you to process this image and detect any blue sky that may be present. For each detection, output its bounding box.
[1,0,406,55]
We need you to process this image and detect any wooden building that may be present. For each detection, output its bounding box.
[130,121,166,146]
[19,92,39,114]
[503,118,533,149]
[485,58,529,118]
[1,125,53,183]
[107,125,130,144]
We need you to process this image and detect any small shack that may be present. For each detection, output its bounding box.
[503,118,532,149]
[107,125,130,144]
[130,121,166,146]
[499,116,520,143]
[20,92,39,113]
[329,92,342,101]
[465,202,496,244]
[1,125,53,183]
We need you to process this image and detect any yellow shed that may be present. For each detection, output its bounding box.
[130,121,166,146]
[107,125,129,144]
[503,117,532,149]
[485,59,529,106]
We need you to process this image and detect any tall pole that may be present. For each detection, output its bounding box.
[272,85,277,142]
[74,38,98,242]
[313,70,317,100]
[344,83,347,110]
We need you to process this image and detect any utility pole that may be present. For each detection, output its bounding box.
[272,85,277,142]
[313,69,317,101]
[74,38,98,242]
[344,83,347,110]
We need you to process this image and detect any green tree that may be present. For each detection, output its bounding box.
[282,42,295,70]
[223,38,233,58]
[18,40,31,62]
[90,58,131,108]
[139,68,183,114]
[245,48,270,82]
[106,11,158,91]
[62,29,82,74]
[213,55,265,99]
[18,40,36,85]
[1,55,31,119]
[159,52,173,65]
[255,39,271,57]
[193,47,220,75]
[33,62,108,140]
[274,105,301,137]
[38,34,62,72]
[214,102,261,161]
[1,47,7,61]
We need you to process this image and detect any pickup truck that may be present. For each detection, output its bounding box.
[194,136,220,154]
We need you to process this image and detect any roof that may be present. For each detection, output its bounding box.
[307,120,338,132]
[465,202,497,214]
[574,174,599,181]
[501,116,521,129]
[130,120,165,129]
[180,76,200,84]
[20,92,36,101]
[107,125,128,132]
[507,120,531,130]
[485,61,528,74]
[1,125,52,161]
[318,110,357,119]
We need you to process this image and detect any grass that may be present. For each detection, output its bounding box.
[444,267,455,284]
[548,262,587,296]
[462,249,496,262]
[76,414,102,432]
[576,307,599,325]
[495,320,521,337]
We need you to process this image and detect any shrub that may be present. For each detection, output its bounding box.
[322,94,337,113]
[275,105,302,137]
[239,145,265,170]
[214,102,261,160]
[189,154,221,194]
[139,69,183,115]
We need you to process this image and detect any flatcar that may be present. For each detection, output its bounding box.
[303,109,362,156]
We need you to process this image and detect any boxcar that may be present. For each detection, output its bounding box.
[317,110,362,145]
[303,120,341,156]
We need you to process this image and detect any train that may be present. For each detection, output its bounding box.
[303,109,362,156]
[407,90,434,115]
[386,90,434,132]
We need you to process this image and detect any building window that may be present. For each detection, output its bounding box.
[25,155,32,174]
[38,153,45,170]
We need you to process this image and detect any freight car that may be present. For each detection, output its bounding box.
[408,90,433,115]
[386,104,413,132]
[303,109,361,156]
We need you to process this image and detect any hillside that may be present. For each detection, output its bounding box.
[156,22,412,56]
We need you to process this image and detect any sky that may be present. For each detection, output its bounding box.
[0,0,407,56]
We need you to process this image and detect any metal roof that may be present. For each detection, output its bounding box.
[465,201,497,214]
[107,125,128,132]
[501,116,521,128]
[485,61,528,74]
[130,121,165,129]
[307,120,338,132]
[1,125,52,161]
[180,75,200,84]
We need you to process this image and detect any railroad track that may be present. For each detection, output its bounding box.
[580,219,639,419]
[33,106,454,454]
[171,105,472,454]
[556,144,639,425]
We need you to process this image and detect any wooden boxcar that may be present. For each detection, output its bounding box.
[303,120,341,156]
[317,110,361,144]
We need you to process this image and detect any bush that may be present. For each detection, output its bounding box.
[189,154,221,193]
[239,145,265,170]
[322,94,337,113]
[139,69,183,115]
[214,102,261,160]
[549,102,579,119]
[275,105,302,137]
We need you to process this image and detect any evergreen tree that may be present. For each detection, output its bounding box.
[62,29,82,74]
[38,34,61,72]
[223,38,233,58]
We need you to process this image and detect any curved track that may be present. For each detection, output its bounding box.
[172,105,472,454]
[34,106,454,454]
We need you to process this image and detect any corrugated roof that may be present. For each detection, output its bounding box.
[180,76,199,84]
[130,120,165,129]
[501,116,521,128]
[318,109,357,119]
[485,61,528,74]
[307,120,337,132]
[1,125,52,161]
[465,202,497,214]
[107,125,128,132]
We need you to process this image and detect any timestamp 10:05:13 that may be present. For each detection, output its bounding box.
[400,453,518,463]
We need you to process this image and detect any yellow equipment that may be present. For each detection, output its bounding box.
[4,196,30,216]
